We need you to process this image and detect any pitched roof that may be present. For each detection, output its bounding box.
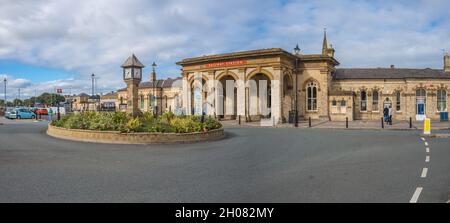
[333,68,450,80]
[121,54,145,68]
[139,77,182,88]
[117,77,182,91]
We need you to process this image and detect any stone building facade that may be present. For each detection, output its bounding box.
[176,31,450,122]
[116,77,183,115]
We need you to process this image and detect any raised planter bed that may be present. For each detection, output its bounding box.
[47,124,225,144]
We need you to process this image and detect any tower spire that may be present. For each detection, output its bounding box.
[322,28,328,55]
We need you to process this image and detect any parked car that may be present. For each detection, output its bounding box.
[8,108,36,119]
[4,108,14,118]
[34,108,48,115]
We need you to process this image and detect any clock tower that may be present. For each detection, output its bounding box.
[121,54,145,117]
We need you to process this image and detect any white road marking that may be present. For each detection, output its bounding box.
[425,156,430,162]
[421,168,428,178]
[426,147,430,153]
[410,187,423,203]
[424,142,428,146]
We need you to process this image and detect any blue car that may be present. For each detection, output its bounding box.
[8,108,36,119]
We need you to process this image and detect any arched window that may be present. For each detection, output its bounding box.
[140,95,144,109]
[360,91,367,111]
[416,89,426,115]
[340,99,347,113]
[396,91,401,111]
[306,82,317,111]
[165,95,168,109]
[372,91,379,111]
[437,89,447,112]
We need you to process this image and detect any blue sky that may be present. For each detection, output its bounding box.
[0,0,449,100]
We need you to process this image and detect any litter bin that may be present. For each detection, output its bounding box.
[440,112,448,122]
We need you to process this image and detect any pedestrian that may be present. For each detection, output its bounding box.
[48,107,53,121]
[388,106,392,125]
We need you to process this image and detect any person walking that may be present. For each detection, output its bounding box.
[388,106,393,125]
[48,107,53,121]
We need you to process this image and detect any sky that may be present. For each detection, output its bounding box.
[0,0,449,101]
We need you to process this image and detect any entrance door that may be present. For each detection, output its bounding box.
[416,100,425,121]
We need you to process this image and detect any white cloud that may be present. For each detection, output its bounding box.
[0,0,449,99]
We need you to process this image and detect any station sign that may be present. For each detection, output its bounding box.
[204,60,246,68]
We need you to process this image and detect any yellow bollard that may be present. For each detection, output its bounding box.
[423,118,431,135]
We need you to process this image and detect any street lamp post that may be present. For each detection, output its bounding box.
[151,62,157,117]
[293,44,301,127]
[3,78,6,110]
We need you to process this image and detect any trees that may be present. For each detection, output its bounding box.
[13,99,23,106]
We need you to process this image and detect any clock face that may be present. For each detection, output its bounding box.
[134,68,141,79]
[124,68,132,79]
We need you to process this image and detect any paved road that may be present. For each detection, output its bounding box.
[0,117,449,202]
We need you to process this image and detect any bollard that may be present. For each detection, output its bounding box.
[409,117,412,128]
[309,117,312,128]
[346,117,348,128]
[294,110,298,128]
[423,118,431,135]
[238,115,241,125]
[381,117,384,129]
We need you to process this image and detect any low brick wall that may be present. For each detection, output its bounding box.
[47,124,224,144]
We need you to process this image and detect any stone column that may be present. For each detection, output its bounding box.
[272,68,282,125]
[125,79,141,117]
[182,75,189,115]
[237,68,246,118]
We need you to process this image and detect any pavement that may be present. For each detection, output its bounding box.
[0,117,449,203]
[222,119,450,131]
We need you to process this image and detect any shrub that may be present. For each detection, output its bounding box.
[161,111,175,123]
[51,112,222,133]
[124,117,142,133]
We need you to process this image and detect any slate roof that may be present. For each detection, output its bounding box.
[333,68,450,80]
[121,54,145,68]
[139,77,182,88]
[117,77,182,91]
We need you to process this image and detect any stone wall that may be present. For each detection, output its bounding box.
[47,124,224,144]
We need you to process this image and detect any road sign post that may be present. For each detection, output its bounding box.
[423,118,431,135]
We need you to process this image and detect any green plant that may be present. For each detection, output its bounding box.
[51,112,222,133]
[124,117,142,133]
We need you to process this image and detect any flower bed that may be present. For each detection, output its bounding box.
[51,111,222,133]
[47,111,224,144]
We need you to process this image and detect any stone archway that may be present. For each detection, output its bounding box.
[247,73,272,121]
[217,74,237,120]
[190,77,208,115]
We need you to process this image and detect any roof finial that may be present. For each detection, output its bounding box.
[322,28,328,55]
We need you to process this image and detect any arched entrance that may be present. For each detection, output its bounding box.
[190,78,207,115]
[247,73,272,120]
[217,75,237,120]
[416,88,426,120]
